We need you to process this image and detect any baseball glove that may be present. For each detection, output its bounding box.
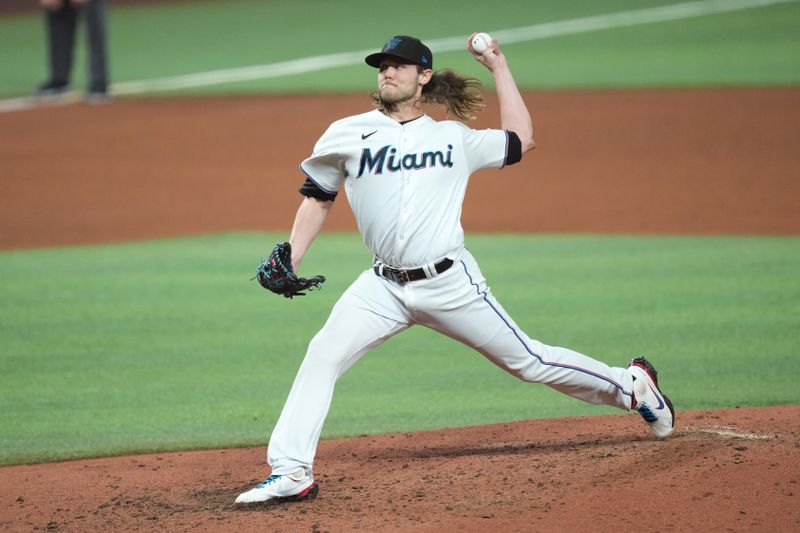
[254,242,326,299]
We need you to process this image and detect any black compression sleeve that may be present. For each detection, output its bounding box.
[505,131,522,166]
[299,178,337,201]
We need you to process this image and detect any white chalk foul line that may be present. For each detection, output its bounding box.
[0,96,37,113]
[1,0,796,112]
[0,92,82,113]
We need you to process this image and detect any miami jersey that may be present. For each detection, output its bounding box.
[299,109,518,268]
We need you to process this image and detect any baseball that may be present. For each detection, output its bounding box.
[470,32,492,54]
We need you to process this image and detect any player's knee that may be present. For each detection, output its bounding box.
[304,334,350,370]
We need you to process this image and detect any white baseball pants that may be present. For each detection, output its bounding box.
[268,248,634,475]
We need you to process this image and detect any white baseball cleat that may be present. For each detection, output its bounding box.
[629,357,675,438]
[235,468,318,504]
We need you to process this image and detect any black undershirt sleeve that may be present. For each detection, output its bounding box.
[505,131,523,166]
[298,178,338,201]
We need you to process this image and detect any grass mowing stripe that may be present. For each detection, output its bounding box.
[1,232,798,465]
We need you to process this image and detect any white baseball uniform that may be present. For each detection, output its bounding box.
[267,109,635,475]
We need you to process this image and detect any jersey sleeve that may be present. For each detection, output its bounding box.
[461,127,514,172]
[299,125,347,195]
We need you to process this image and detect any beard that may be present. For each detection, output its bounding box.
[378,83,418,108]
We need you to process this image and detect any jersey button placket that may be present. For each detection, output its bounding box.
[399,133,416,319]
[396,133,411,252]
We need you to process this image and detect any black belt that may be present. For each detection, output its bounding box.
[374,258,454,285]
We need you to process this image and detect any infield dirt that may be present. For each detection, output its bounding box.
[1,89,799,532]
[2,89,799,250]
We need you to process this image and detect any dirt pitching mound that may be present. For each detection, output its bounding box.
[2,407,798,532]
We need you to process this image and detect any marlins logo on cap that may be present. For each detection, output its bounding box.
[365,36,433,69]
[384,37,403,50]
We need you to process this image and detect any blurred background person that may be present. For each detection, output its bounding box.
[35,0,109,102]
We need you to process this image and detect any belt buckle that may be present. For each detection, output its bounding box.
[396,269,410,285]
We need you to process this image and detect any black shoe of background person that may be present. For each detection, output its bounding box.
[34,81,71,98]
[85,82,110,104]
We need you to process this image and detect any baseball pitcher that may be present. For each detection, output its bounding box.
[239,33,674,505]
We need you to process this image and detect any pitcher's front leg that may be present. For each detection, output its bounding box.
[268,271,410,475]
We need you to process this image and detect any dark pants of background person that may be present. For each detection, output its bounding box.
[44,0,108,94]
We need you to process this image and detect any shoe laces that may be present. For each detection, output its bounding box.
[257,475,281,488]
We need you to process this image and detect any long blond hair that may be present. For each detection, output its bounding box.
[371,68,485,122]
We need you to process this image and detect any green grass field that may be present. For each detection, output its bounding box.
[1,0,799,97]
[1,0,799,466]
[1,233,798,465]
